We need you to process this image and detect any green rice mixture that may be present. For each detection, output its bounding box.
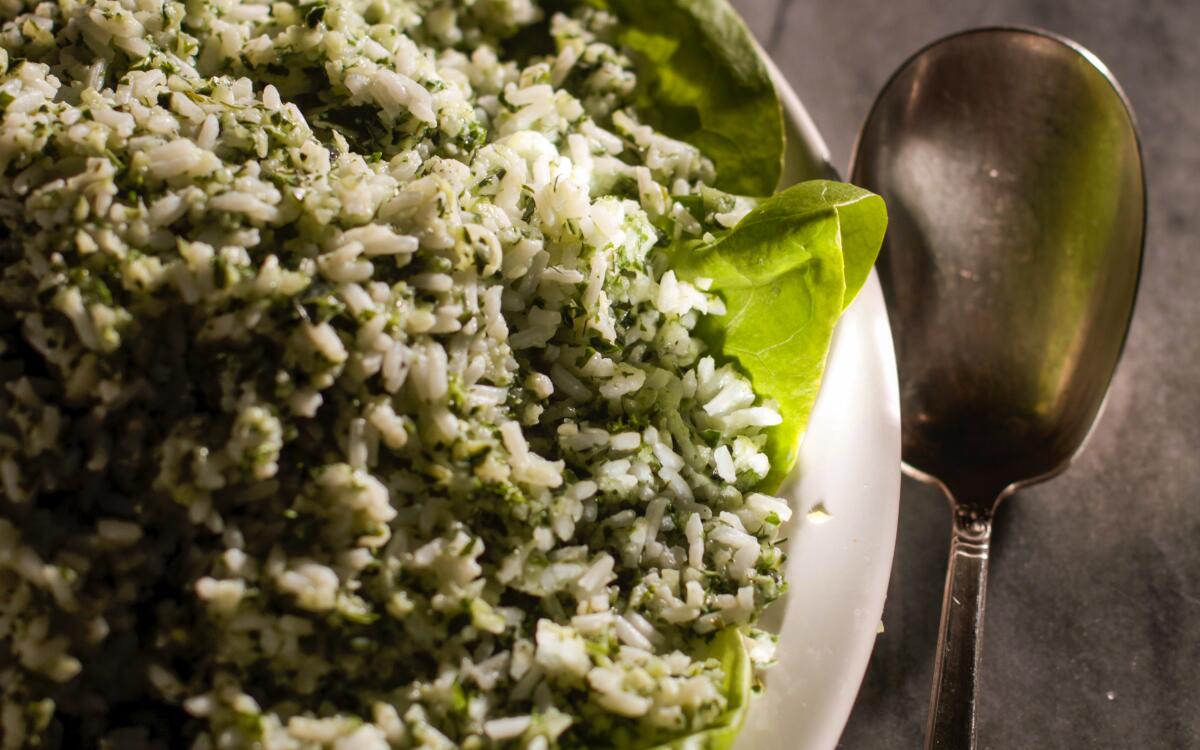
[0,0,799,747]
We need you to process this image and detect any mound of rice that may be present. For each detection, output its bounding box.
[0,0,793,747]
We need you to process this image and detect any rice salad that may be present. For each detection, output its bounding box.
[0,0,803,747]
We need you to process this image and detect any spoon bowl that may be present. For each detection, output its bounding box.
[850,27,1145,749]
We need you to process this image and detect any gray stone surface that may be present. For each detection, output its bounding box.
[729,0,1200,747]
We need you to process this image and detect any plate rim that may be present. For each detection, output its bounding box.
[732,53,902,750]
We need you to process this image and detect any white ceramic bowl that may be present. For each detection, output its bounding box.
[732,58,902,750]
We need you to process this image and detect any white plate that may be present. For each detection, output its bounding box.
[733,59,902,750]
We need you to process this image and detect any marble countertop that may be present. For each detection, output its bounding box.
[729,0,1200,747]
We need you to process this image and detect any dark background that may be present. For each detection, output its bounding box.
[729,1,1200,748]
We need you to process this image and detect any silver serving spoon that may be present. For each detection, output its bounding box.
[849,27,1145,750]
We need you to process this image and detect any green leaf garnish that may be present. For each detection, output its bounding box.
[644,627,750,749]
[671,180,887,491]
[591,0,784,196]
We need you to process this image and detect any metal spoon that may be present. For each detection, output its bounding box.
[849,27,1145,750]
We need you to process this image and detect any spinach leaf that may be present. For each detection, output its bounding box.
[644,627,750,750]
[670,180,888,491]
[590,0,784,196]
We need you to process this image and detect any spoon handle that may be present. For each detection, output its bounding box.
[925,517,992,750]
